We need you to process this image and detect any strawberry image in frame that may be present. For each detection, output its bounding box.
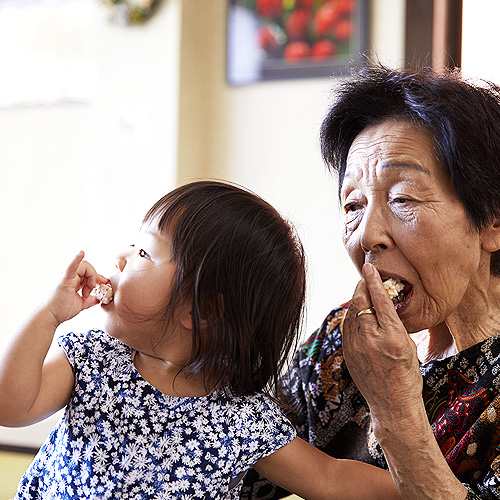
[256,0,282,18]
[311,39,337,60]
[285,9,311,40]
[284,41,311,62]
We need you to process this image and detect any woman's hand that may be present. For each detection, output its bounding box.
[46,251,109,326]
[342,262,469,499]
[342,263,423,422]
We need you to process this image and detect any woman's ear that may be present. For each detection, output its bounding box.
[481,217,500,253]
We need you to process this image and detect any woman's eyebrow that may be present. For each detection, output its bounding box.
[380,161,431,175]
[344,161,431,180]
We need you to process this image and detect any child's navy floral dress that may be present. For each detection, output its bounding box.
[16,330,295,499]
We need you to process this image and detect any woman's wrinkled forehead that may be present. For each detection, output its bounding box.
[343,120,437,186]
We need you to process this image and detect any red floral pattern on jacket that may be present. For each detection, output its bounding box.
[241,306,499,499]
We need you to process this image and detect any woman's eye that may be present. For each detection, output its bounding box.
[390,196,413,206]
[343,203,363,225]
[138,248,150,259]
[344,202,361,213]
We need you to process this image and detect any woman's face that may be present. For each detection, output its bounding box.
[341,119,483,332]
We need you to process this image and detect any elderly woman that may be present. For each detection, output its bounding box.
[241,65,499,500]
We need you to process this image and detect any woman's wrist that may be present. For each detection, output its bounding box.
[370,398,429,444]
[370,401,467,500]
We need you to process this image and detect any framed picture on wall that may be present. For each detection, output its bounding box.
[227,0,369,86]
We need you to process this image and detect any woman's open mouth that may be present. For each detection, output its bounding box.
[382,276,413,313]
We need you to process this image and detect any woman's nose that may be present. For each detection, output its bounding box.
[359,206,394,254]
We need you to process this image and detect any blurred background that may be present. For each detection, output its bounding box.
[0,0,499,492]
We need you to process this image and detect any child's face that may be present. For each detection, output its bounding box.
[103,228,184,354]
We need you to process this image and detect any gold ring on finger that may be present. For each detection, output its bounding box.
[356,307,376,318]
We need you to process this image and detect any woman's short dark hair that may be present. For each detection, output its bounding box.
[320,64,500,275]
[143,180,306,398]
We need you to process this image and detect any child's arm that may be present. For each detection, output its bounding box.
[255,437,400,500]
[0,252,108,427]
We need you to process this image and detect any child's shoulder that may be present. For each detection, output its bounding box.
[214,391,290,427]
[209,391,296,466]
[57,329,131,372]
[58,328,128,351]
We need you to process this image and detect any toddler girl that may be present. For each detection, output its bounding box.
[1,181,399,499]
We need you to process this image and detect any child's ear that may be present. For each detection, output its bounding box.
[179,295,222,331]
[179,312,193,331]
[179,310,208,331]
[481,216,500,253]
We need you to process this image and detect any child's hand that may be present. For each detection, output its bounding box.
[46,251,110,326]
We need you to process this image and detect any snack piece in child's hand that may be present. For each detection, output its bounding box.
[382,278,404,302]
[90,283,113,304]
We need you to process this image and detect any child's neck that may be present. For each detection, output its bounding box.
[133,351,211,398]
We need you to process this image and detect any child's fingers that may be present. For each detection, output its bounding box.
[76,261,98,290]
[83,276,109,298]
[64,251,85,280]
[81,295,99,310]
[63,253,108,298]
[81,281,94,299]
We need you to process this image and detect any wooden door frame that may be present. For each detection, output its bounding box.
[404,0,462,71]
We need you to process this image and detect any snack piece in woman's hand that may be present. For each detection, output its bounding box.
[90,283,113,304]
[383,278,405,302]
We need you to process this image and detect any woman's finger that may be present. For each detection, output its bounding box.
[343,280,364,326]
[353,279,379,323]
[351,278,370,308]
[362,263,401,328]
[343,278,379,342]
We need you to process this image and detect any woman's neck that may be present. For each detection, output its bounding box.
[428,268,500,358]
[411,326,457,364]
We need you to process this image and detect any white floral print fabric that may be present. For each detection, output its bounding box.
[16,330,296,499]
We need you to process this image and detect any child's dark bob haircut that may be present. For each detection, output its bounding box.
[143,181,306,398]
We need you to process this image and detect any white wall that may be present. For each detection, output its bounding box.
[178,0,406,336]
[462,0,500,83]
[0,0,406,449]
[0,0,180,447]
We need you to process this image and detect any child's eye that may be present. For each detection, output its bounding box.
[138,248,150,259]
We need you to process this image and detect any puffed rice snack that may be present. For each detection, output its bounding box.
[383,278,404,301]
[90,283,113,304]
